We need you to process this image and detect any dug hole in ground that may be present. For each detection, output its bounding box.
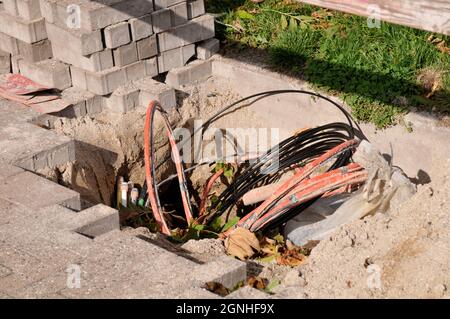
[36,60,450,299]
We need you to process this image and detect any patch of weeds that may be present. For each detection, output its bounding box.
[207,0,450,128]
[121,207,160,233]
[169,215,240,243]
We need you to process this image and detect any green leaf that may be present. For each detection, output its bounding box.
[224,168,234,178]
[221,216,240,232]
[213,162,224,173]
[258,255,277,263]
[299,15,315,22]
[193,224,205,231]
[236,10,255,20]
[265,279,281,293]
[210,216,223,233]
[210,194,219,205]
[280,15,288,30]
[289,17,298,31]
[273,234,285,245]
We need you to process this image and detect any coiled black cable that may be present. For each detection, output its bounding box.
[142,90,366,228]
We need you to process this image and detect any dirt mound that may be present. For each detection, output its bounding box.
[280,159,450,298]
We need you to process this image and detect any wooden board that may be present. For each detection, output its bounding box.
[297,0,450,35]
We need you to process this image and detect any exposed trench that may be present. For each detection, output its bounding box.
[32,72,450,297]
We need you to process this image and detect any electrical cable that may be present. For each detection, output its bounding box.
[143,90,367,233]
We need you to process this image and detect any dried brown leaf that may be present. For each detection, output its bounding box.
[246,276,268,290]
[204,282,230,297]
[276,249,307,267]
[225,227,261,260]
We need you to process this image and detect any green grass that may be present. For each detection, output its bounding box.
[206,0,450,128]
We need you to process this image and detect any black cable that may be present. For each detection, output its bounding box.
[203,123,356,224]
[155,89,366,172]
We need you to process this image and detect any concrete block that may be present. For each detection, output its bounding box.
[0,243,62,296]
[38,0,56,23]
[136,35,158,60]
[187,0,205,19]
[136,77,177,111]
[16,0,42,20]
[104,82,140,113]
[151,8,172,34]
[154,0,185,10]
[129,14,153,41]
[157,44,195,73]
[17,58,72,90]
[0,171,80,210]
[45,141,76,167]
[71,58,157,96]
[17,39,52,62]
[0,32,19,55]
[0,163,24,181]
[169,1,188,26]
[70,65,127,96]
[51,42,114,73]
[157,14,215,52]
[113,42,138,67]
[193,256,246,290]
[196,38,220,60]
[56,87,103,117]
[45,22,103,56]
[41,0,154,31]
[11,55,22,73]
[0,51,11,74]
[125,58,159,82]
[0,11,47,43]
[166,59,212,88]
[74,204,120,238]
[104,22,131,49]
[3,0,19,16]
[86,95,104,114]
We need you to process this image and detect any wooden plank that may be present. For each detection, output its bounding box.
[297,0,450,35]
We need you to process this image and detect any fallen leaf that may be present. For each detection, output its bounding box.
[204,282,230,297]
[224,227,261,260]
[276,249,307,267]
[246,276,268,290]
[286,239,296,251]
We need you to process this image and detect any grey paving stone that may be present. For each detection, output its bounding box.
[0,264,12,278]
[17,58,72,91]
[196,38,220,60]
[0,11,47,44]
[74,204,120,238]
[0,197,28,226]
[192,256,247,290]
[0,242,62,295]
[13,271,68,299]
[187,0,205,19]
[0,171,80,210]
[165,59,212,89]
[0,163,24,181]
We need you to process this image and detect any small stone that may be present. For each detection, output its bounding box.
[181,238,225,256]
[282,269,306,287]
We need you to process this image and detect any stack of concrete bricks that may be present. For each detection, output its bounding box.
[0,0,54,75]
[0,0,219,114]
